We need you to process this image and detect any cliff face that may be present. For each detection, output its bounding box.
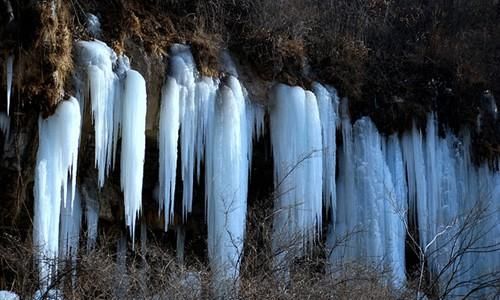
[0,1,499,299]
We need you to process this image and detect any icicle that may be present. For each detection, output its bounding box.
[82,188,99,251]
[33,97,81,287]
[327,97,356,266]
[401,121,427,233]
[384,134,408,287]
[59,185,82,286]
[0,112,9,140]
[205,76,250,294]
[74,40,120,187]
[158,44,199,227]
[269,84,323,277]
[59,185,82,261]
[176,226,185,265]
[6,55,13,115]
[313,83,339,219]
[158,77,181,227]
[120,70,147,241]
[194,77,218,181]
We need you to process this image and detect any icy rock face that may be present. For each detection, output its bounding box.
[269,84,324,276]
[33,97,81,286]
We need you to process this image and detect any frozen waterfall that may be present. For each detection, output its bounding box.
[327,104,407,287]
[23,38,499,299]
[269,84,324,277]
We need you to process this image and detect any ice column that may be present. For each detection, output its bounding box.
[33,97,81,286]
[328,102,406,287]
[269,84,323,275]
[313,83,339,221]
[205,76,250,291]
[120,70,147,240]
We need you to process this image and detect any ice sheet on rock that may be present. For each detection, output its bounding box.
[120,70,147,240]
[33,97,81,287]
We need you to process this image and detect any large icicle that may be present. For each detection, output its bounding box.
[269,84,323,277]
[120,70,147,240]
[383,134,408,287]
[205,76,250,294]
[6,55,13,115]
[327,98,356,266]
[33,97,81,286]
[313,83,339,220]
[74,40,121,187]
[158,45,201,227]
[158,77,181,227]
[173,45,197,220]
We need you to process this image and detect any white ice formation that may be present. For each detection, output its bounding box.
[75,40,146,239]
[6,55,13,115]
[33,97,81,286]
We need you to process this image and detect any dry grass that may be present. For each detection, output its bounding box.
[14,0,74,115]
[0,230,410,300]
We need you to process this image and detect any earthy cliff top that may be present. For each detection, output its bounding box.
[0,0,499,160]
